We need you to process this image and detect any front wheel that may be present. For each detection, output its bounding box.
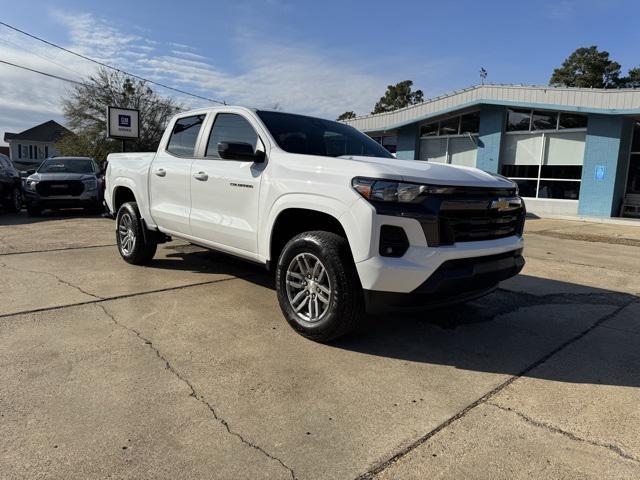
[8,186,22,212]
[116,202,157,265]
[276,231,364,342]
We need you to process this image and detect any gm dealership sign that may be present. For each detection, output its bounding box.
[107,107,140,139]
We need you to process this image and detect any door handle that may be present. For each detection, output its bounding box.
[193,171,208,181]
[154,168,166,177]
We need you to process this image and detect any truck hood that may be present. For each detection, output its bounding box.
[336,155,515,189]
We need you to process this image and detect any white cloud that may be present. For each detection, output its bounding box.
[0,9,392,145]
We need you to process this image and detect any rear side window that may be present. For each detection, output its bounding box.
[166,115,206,157]
[206,113,258,159]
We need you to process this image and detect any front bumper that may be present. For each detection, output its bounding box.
[24,190,100,208]
[363,249,524,313]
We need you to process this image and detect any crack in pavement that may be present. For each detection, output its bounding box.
[0,243,116,257]
[355,297,638,479]
[97,303,297,480]
[0,261,103,300]
[488,403,640,464]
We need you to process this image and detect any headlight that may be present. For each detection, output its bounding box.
[83,178,97,190]
[26,179,38,191]
[352,177,454,203]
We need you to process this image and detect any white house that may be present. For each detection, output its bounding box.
[3,120,72,170]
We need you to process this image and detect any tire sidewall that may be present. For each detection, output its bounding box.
[11,186,22,212]
[276,233,356,339]
[116,202,143,262]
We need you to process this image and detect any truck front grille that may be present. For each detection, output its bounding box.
[440,209,522,243]
[36,181,85,197]
[417,193,525,247]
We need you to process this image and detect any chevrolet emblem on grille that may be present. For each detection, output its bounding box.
[490,197,521,211]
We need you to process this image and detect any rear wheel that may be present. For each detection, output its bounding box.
[276,231,364,342]
[116,202,157,265]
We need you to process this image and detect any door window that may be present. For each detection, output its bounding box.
[166,114,206,157]
[206,113,259,159]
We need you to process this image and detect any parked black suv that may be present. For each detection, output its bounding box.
[23,157,104,216]
[0,153,23,212]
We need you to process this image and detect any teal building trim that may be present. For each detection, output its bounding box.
[578,115,633,217]
[476,105,506,173]
[395,124,420,160]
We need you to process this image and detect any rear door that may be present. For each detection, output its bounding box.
[149,114,206,235]
[189,112,266,254]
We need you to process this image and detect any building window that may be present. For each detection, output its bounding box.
[507,109,587,133]
[506,109,532,131]
[17,144,22,159]
[419,111,479,166]
[29,145,33,159]
[501,129,586,200]
[45,145,49,158]
[369,135,397,154]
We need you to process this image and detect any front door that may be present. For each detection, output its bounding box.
[149,114,206,235]
[626,154,640,195]
[190,112,265,254]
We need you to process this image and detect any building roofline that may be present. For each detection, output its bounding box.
[344,84,640,132]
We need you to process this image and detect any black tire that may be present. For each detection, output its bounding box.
[26,205,42,216]
[8,186,22,212]
[276,231,364,342]
[116,202,157,265]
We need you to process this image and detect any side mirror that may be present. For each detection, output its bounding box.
[218,142,265,163]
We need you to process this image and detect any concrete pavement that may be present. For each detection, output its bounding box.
[1,211,639,479]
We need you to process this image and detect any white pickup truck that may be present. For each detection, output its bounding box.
[105,107,525,341]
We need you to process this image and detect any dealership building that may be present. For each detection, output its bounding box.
[344,84,640,219]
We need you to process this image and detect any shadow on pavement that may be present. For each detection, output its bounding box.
[144,245,639,388]
[0,209,105,226]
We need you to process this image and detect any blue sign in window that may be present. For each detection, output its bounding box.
[118,114,131,128]
[595,165,606,181]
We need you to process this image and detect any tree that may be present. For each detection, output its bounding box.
[549,46,621,88]
[336,111,357,121]
[59,67,183,161]
[619,67,640,88]
[372,80,423,114]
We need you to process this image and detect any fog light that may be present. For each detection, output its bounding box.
[379,225,409,257]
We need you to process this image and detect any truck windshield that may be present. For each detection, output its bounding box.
[38,158,95,174]
[256,110,394,159]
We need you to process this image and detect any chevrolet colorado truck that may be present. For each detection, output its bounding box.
[105,107,525,341]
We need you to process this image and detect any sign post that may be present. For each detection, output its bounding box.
[107,106,140,152]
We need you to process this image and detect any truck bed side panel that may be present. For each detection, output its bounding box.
[105,152,156,227]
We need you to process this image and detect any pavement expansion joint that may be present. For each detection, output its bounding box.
[487,402,640,464]
[97,303,298,480]
[354,299,637,480]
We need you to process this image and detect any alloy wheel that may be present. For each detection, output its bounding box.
[118,212,136,255]
[285,253,332,323]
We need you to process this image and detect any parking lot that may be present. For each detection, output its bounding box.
[1,212,639,479]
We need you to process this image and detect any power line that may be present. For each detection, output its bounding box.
[0,36,86,82]
[0,21,226,105]
[0,59,85,85]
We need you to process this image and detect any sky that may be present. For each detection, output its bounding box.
[1,0,640,145]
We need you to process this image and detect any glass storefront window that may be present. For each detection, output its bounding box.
[506,109,531,131]
[500,129,586,199]
[460,112,480,134]
[420,123,438,137]
[439,117,459,136]
[559,113,588,129]
[532,111,558,130]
